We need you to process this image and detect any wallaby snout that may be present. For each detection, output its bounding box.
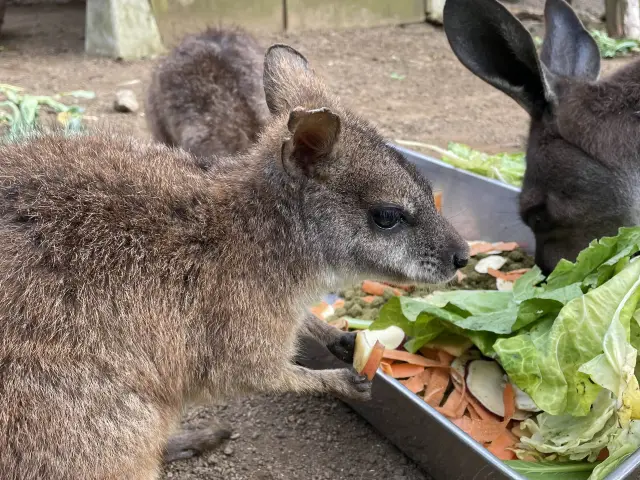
[444,0,640,270]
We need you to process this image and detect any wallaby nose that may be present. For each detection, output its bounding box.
[453,253,468,269]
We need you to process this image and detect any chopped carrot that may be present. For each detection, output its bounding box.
[428,338,473,357]
[360,341,385,380]
[434,191,442,212]
[415,368,432,385]
[597,448,610,461]
[361,280,386,296]
[452,417,507,443]
[401,375,426,394]
[435,389,468,419]
[333,299,345,309]
[309,302,331,320]
[468,404,482,420]
[492,242,519,252]
[380,362,394,376]
[437,350,456,365]
[487,268,529,282]
[469,242,496,256]
[361,295,379,304]
[390,363,425,379]
[382,349,448,368]
[466,395,501,423]
[418,347,440,361]
[423,369,450,407]
[501,383,516,426]
[361,280,404,297]
[381,281,413,292]
[505,268,531,275]
[487,431,518,460]
[469,241,519,257]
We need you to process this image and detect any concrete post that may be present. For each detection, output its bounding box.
[85,0,165,60]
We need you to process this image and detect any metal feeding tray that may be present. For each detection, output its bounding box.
[296,146,640,480]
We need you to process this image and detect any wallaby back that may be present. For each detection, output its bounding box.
[0,44,467,479]
[444,0,640,272]
[146,27,270,166]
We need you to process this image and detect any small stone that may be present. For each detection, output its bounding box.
[251,432,260,439]
[223,445,234,456]
[230,432,240,440]
[207,454,218,464]
[113,89,139,113]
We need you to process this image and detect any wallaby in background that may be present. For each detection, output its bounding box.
[146,27,270,168]
[0,44,468,479]
[443,0,640,273]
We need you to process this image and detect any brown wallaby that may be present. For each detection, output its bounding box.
[146,26,270,168]
[0,44,468,479]
[146,28,364,463]
[443,0,640,273]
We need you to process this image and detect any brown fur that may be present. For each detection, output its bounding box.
[445,0,640,272]
[0,44,467,478]
[146,27,270,167]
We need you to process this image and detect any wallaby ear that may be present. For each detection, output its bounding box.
[443,0,548,115]
[263,44,314,116]
[281,107,341,177]
[540,0,600,81]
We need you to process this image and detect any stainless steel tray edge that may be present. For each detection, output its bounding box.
[389,144,535,254]
[297,336,528,480]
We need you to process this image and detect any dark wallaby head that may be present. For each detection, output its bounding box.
[259,44,469,283]
[444,0,640,273]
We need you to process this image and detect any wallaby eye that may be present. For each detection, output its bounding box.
[369,205,407,230]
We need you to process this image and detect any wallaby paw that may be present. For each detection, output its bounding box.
[163,425,232,463]
[336,368,372,402]
[326,331,356,364]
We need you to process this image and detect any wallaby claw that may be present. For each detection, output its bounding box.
[338,368,373,402]
[326,331,356,364]
[163,425,232,463]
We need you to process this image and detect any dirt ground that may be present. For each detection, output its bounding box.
[0,2,635,480]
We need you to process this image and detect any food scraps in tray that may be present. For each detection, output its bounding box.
[311,227,640,480]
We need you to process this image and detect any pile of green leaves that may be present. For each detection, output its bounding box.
[590,30,640,58]
[370,227,640,479]
[0,84,94,134]
[439,143,526,187]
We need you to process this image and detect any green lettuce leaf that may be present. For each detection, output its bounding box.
[545,227,640,290]
[495,258,640,416]
[588,420,640,480]
[504,460,597,480]
[517,391,618,461]
[578,266,640,405]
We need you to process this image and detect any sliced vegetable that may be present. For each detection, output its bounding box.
[475,255,507,274]
[466,360,528,420]
[390,363,425,379]
[361,325,405,350]
[353,331,385,380]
